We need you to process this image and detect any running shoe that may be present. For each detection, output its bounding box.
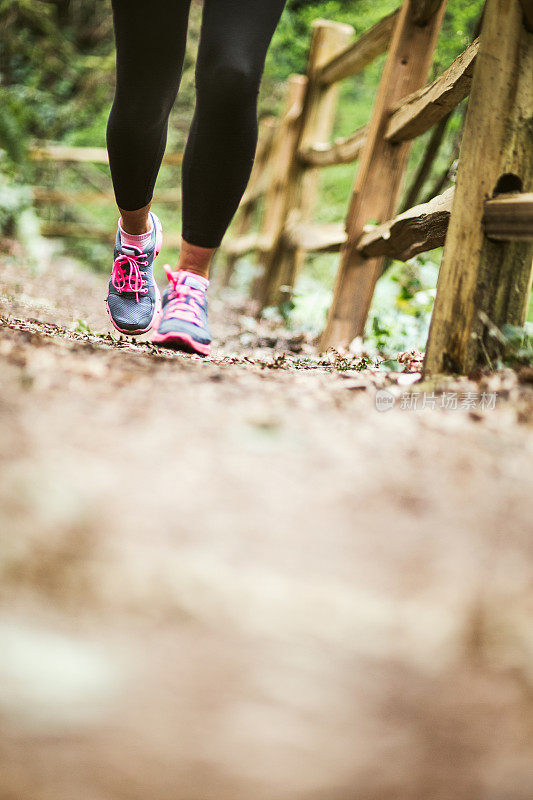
[106,211,163,334]
[151,266,211,356]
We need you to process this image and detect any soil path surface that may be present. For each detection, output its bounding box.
[1,242,533,800]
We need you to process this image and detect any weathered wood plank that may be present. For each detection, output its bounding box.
[386,39,479,143]
[30,145,110,164]
[239,118,276,208]
[320,0,448,350]
[316,10,399,86]
[30,144,183,166]
[32,188,182,205]
[222,118,276,284]
[223,233,260,257]
[298,126,367,167]
[254,77,307,252]
[239,175,268,207]
[424,0,533,376]
[283,221,346,252]
[223,232,275,258]
[40,222,182,247]
[483,192,533,241]
[250,75,308,303]
[357,186,454,260]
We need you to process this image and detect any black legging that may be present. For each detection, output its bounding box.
[106,0,286,248]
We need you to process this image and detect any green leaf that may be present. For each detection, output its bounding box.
[379,359,402,373]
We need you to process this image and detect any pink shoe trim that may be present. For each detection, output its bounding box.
[153,213,163,256]
[151,329,211,356]
[106,282,162,336]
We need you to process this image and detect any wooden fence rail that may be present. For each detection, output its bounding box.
[30,144,183,166]
[29,143,184,243]
[222,0,533,375]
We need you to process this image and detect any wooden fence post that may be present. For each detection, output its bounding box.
[251,75,308,304]
[221,117,277,286]
[320,0,447,351]
[255,20,353,311]
[424,0,533,375]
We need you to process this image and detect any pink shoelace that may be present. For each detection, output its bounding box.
[164,265,205,325]
[111,247,148,303]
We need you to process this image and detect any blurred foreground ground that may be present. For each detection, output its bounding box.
[1,240,533,800]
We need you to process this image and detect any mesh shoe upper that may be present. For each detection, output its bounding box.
[106,212,161,333]
[157,269,211,345]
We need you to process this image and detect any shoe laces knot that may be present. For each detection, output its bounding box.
[165,266,205,325]
[112,246,149,302]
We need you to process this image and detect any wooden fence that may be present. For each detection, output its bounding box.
[223,0,533,375]
[30,145,184,247]
[30,0,533,375]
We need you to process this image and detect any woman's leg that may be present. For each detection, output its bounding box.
[179,0,287,273]
[106,0,193,335]
[152,0,286,355]
[106,0,192,233]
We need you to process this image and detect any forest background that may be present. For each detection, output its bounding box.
[3,0,527,357]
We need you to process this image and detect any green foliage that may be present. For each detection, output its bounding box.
[73,318,93,334]
[0,171,31,236]
[282,251,439,358]
[0,0,116,236]
[363,256,440,355]
[264,0,483,98]
[480,318,533,369]
[379,358,402,373]
[0,0,112,143]
[499,325,533,368]
[0,89,28,164]
[265,0,397,81]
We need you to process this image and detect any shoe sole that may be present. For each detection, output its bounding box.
[151,330,211,356]
[107,213,163,336]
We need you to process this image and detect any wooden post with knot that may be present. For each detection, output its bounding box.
[424,0,533,375]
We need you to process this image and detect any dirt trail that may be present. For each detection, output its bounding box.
[1,241,533,800]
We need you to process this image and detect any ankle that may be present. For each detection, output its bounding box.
[178,237,215,280]
[120,216,151,236]
[118,203,152,235]
[178,265,210,281]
